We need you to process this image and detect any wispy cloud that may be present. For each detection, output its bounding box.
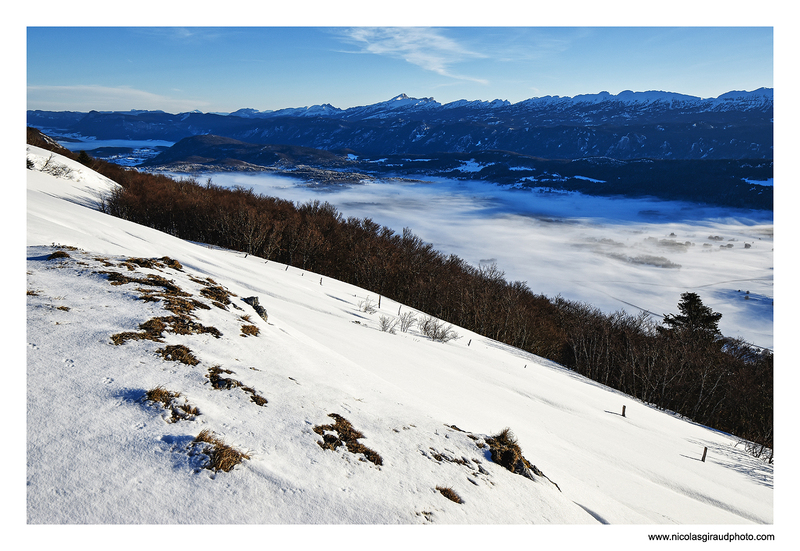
[132,27,232,43]
[339,27,489,84]
[27,85,207,112]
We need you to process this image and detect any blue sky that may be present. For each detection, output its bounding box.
[26,25,773,113]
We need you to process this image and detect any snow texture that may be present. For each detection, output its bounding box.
[25,146,773,533]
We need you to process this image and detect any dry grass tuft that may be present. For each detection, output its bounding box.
[96,271,188,297]
[144,385,200,422]
[200,284,235,308]
[206,366,267,406]
[157,344,200,365]
[47,250,71,260]
[313,413,383,466]
[159,256,183,270]
[207,365,239,389]
[146,385,180,405]
[156,315,221,338]
[247,392,268,407]
[240,324,260,337]
[191,429,250,472]
[483,427,560,490]
[93,256,115,267]
[436,486,463,504]
[112,315,221,346]
[111,317,167,345]
[485,427,530,472]
[126,257,159,269]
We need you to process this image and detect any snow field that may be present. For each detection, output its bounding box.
[24,146,773,535]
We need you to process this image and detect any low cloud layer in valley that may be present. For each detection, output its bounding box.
[202,172,774,349]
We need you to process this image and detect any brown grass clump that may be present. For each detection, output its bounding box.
[206,366,267,406]
[436,486,463,504]
[240,324,260,337]
[125,257,159,269]
[200,284,235,309]
[97,271,188,297]
[93,256,115,267]
[313,413,382,466]
[111,317,168,345]
[485,427,529,473]
[157,344,200,365]
[484,427,561,491]
[156,315,221,338]
[159,256,183,270]
[206,365,239,389]
[112,315,221,345]
[144,385,199,422]
[47,250,71,260]
[191,429,250,472]
[146,385,180,405]
[249,394,268,407]
[122,256,184,271]
[137,289,211,316]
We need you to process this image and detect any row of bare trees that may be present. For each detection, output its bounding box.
[32,137,772,459]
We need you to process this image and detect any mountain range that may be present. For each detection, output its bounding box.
[27,88,773,161]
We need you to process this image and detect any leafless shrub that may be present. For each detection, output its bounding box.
[357,296,378,314]
[399,311,417,332]
[378,315,398,334]
[418,314,460,343]
[743,440,774,464]
[37,153,75,178]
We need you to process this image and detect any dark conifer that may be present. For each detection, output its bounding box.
[661,292,722,338]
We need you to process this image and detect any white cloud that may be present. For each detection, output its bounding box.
[340,27,489,84]
[203,171,774,349]
[27,85,207,112]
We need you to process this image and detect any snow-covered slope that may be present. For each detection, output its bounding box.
[25,146,773,528]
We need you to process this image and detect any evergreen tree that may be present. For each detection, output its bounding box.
[661,292,722,338]
[77,150,93,167]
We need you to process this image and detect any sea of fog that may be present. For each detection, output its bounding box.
[195,171,773,350]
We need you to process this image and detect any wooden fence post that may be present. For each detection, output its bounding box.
[622,405,626,417]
